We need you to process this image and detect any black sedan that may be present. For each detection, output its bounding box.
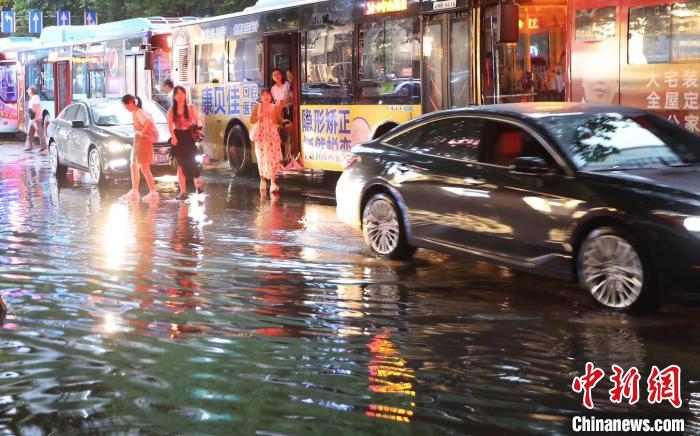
[47,98,200,183]
[336,103,700,311]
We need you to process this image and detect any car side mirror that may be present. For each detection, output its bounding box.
[72,120,86,128]
[513,156,551,174]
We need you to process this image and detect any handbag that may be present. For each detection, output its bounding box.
[190,124,204,142]
[28,108,36,120]
[249,104,261,141]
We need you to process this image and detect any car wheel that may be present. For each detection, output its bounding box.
[88,148,104,184]
[577,226,656,311]
[50,142,67,179]
[362,193,416,260]
[226,125,251,175]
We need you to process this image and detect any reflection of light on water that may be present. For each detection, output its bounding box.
[188,197,210,227]
[155,175,179,184]
[103,203,129,269]
[335,284,364,318]
[366,332,416,423]
[102,313,118,333]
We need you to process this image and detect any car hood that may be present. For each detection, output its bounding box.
[94,123,171,143]
[582,166,700,201]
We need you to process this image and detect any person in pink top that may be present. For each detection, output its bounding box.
[251,88,283,194]
[168,86,204,200]
[121,95,159,202]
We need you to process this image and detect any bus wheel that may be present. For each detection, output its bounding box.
[226,125,251,176]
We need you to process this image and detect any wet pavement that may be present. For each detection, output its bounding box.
[1,139,700,434]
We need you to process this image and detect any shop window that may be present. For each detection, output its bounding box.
[575,7,616,41]
[358,17,420,104]
[301,23,353,104]
[195,42,225,84]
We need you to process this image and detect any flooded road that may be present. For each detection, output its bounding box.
[1,141,700,434]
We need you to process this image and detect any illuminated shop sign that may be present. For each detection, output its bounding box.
[364,0,408,15]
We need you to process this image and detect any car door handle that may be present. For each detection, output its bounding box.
[462,177,486,186]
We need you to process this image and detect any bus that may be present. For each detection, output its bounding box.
[17,17,196,133]
[170,0,424,173]
[569,0,700,134]
[168,0,581,173]
[0,37,39,134]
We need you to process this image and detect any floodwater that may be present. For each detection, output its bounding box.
[1,141,699,435]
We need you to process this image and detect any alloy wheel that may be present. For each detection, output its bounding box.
[364,197,401,256]
[580,234,644,309]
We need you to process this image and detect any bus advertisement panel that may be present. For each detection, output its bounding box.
[569,0,700,133]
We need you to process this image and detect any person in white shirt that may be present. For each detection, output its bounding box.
[163,79,174,111]
[25,86,47,153]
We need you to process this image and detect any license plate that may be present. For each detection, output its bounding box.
[154,153,170,165]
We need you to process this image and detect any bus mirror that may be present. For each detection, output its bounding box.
[144,50,155,70]
[498,1,519,43]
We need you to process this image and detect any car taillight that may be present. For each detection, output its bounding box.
[344,154,360,170]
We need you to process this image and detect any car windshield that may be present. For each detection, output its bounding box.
[91,100,167,126]
[539,112,700,170]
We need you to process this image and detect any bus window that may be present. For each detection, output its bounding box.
[575,7,616,41]
[196,42,225,84]
[228,37,263,84]
[671,1,700,63]
[301,23,353,104]
[0,63,17,103]
[42,62,55,102]
[358,17,420,104]
[629,5,671,64]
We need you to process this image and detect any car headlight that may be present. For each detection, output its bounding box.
[654,211,700,235]
[105,141,131,153]
[685,217,700,233]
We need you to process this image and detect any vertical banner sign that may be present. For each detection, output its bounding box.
[57,10,71,26]
[1,11,16,34]
[84,11,97,26]
[28,11,43,34]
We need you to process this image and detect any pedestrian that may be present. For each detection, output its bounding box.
[250,88,283,194]
[167,86,204,200]
[163,79,174,111]
[121,94,159,202]
[24,86,47,153]
[271,68,292,159]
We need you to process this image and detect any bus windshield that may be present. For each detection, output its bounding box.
[91,100,167,126]
[540,112,700,170]
[0,62,18,104]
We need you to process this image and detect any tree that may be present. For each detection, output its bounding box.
[2,0,255,36]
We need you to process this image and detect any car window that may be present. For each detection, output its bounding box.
[90,100,167,126]
[539,112,700,170]
[481,121,555,168]
[385,116,483,161]
[59,105,78,121]
[75,106,89,124]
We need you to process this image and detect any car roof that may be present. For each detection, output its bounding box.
[435,102,644,118]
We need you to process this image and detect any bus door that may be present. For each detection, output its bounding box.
[55,61,71,116]
[480,2,569,104]
[422,12,473,113]
[125,54,150,99]
[568,1,620,105]
[264,32,300,159]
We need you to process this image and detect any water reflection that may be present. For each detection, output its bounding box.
[0,145,699,434]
